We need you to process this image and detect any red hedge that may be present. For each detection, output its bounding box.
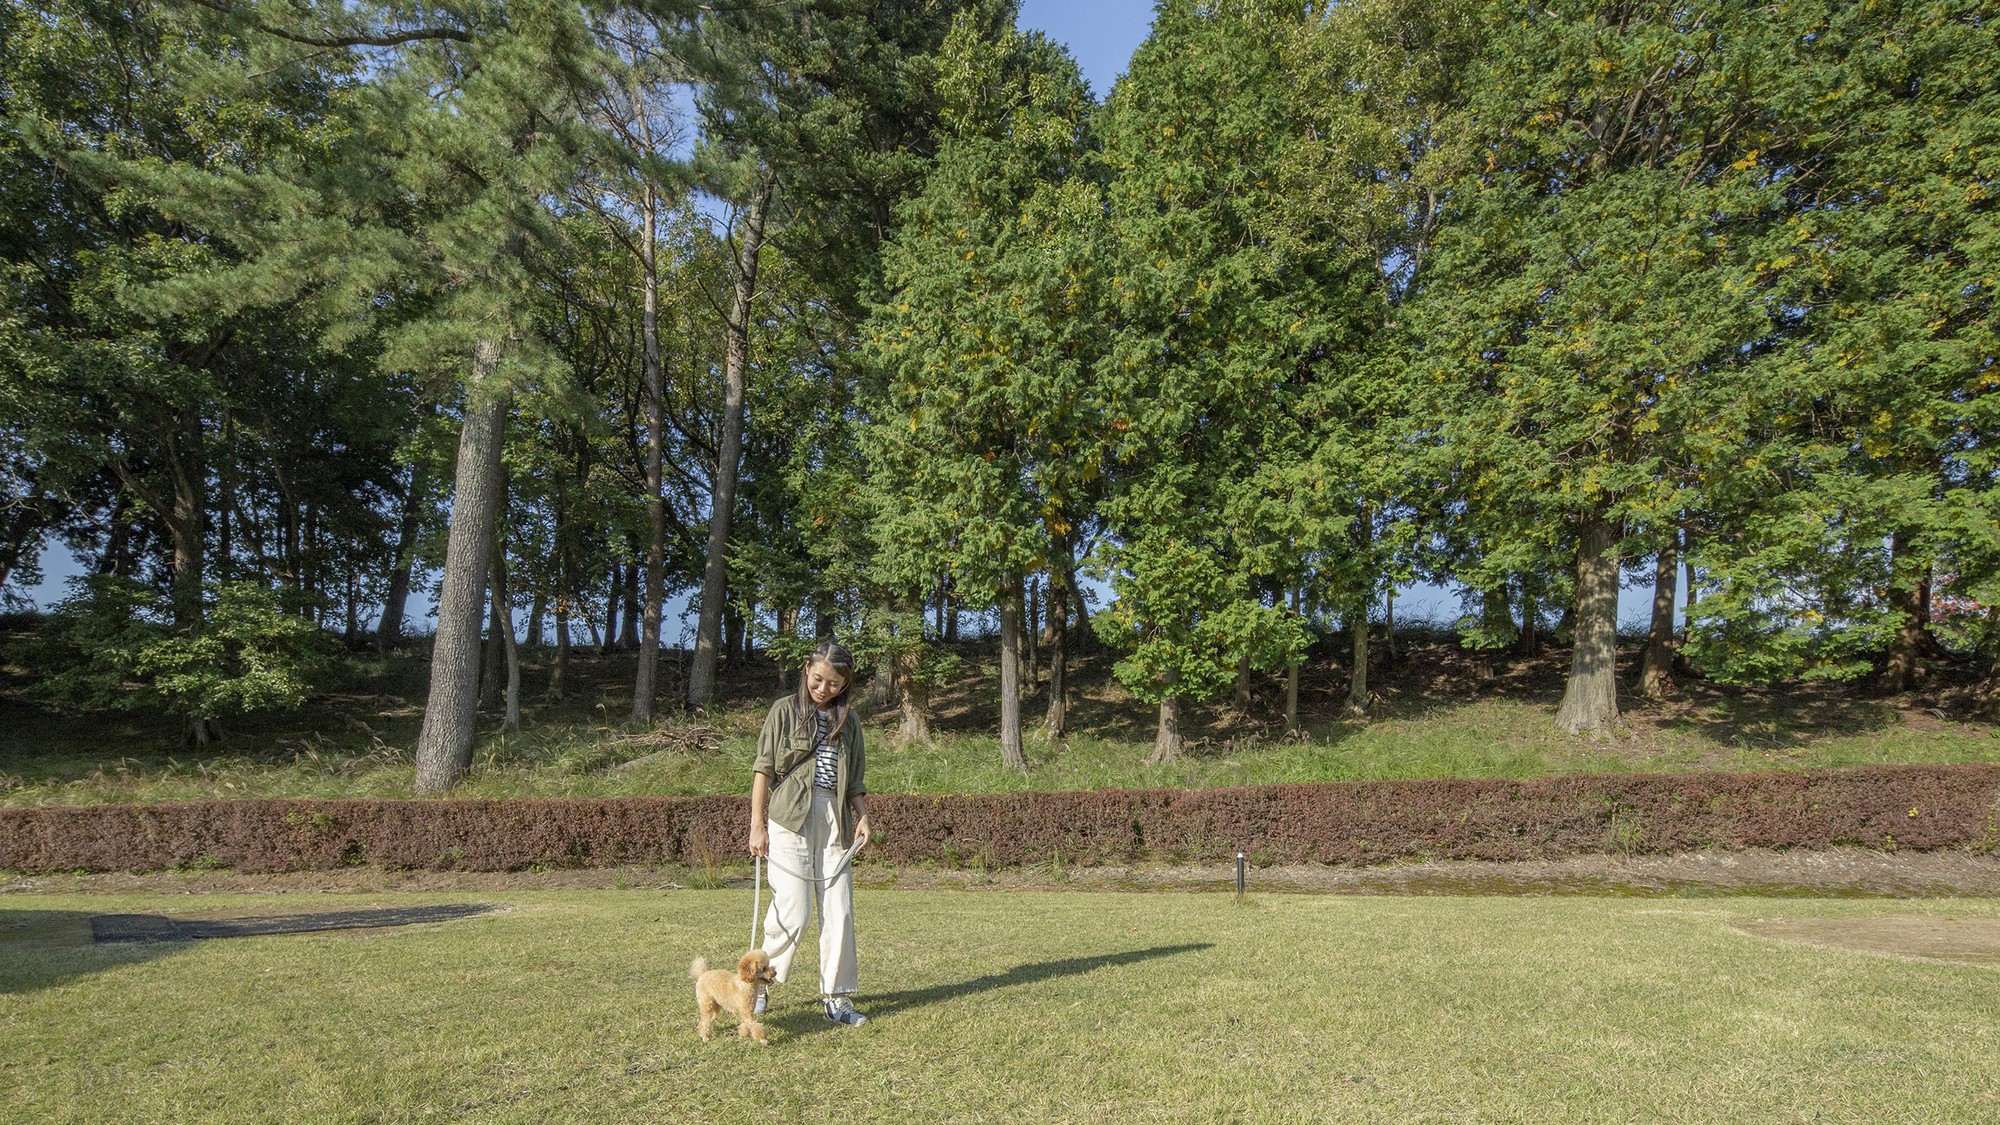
[2,765,1996,875]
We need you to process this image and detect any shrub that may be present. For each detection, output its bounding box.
[30,576,334,739]
[2,765,1995,875]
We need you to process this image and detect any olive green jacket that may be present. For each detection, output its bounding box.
[753,696,867,848]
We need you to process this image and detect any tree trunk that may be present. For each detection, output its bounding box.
[1881,529,1932,693]
[0,483,48,593]
[527,588,545,650]
[1384,586,1397,665]
[148,404,211,745]
[1067,557,1090,653]
[1636,534,1678,702]
[550,602,570,701]
[493,536,520,735]
[1677,516,1696,651]
[100,493,133,577]
[1519,587,1540,658]
[376,461,426,646]
[480,582,504,712]
[725,603,746,667]
[1024,574,1039,697]
[602,562,623,654]
[1474,586,1509,682]
[775,604,797,688]
[1555,516,1622,734]
[627,42,667,725]
[216,413,233,579]
[1981,608,2000,719]
[998,574,1027,770]
[897,647,932,743]
[1042,554,1070,738]
[165,404,205,635]
[622,557,640,651]
[1285,586,1302,734]
[688,173,773,711]
[344,571,360,641]
[414,369,510,795]
[1344,602,1370,718]
[1148,682,1182,764]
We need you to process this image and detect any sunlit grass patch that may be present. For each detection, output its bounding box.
[3,889,1997,1122]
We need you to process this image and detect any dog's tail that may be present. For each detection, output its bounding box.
[688,957,709,980]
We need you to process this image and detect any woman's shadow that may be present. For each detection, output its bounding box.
[771,942,1212,1038]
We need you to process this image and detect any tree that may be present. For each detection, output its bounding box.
[1276,0,1480,719]
[135,0,617,786]
[863,16,1108,767]
[575,8,699,723]
[681,0,1009,710]
[1418,0,1813,732]
[1680,0,2000,697]
[1092,0,1333,761]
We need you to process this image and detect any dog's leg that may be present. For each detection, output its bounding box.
[697,994,718,1041]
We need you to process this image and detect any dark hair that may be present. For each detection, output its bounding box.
[793,640,856,734]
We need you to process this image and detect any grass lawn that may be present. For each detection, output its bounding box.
[4,639,1997,807]
[4,888,1997,1122]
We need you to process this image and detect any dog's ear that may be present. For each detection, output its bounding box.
[737,950,767,982]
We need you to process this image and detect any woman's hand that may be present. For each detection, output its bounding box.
[853,813,871,851]
[749,821,769,858]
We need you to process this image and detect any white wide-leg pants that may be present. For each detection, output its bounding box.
[762,788,858,998]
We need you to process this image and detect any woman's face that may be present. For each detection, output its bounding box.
[805,659,849,708]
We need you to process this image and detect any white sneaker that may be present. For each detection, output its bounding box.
[822,996,867,1026]
[753,987,768,1016]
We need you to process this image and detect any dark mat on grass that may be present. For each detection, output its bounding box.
[90,903,499,944]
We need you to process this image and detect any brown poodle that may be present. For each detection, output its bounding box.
[690,950,776,1045]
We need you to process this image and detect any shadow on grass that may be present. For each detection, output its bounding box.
[1654,691,1900,749]
[89,903,500,943]
[1,903,503,995]
[0,909,181,994]
[770,942,1213,1039]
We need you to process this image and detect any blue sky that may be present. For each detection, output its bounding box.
[1015,0,1158,99]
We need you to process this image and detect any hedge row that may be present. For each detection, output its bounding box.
[2,765,1996,875]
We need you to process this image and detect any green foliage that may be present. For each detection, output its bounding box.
[862,15,1108,609]
[6,0,1998,751]
[842,605,962,690]
[34,576,334,728]
[1088,537,1304,706]
[1088,0,1342,714]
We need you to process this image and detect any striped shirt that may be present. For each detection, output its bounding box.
[812,708,838,790]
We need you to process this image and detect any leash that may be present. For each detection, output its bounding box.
[752,835,866,958]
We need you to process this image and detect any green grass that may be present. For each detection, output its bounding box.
[3,639,1996,807]
[4,888,1998,1121]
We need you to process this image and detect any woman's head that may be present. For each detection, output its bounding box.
[795,640,856,717]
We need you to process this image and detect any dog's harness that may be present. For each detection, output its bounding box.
[751,836,866,958]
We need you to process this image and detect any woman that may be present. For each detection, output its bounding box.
[747,639,872,1026]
